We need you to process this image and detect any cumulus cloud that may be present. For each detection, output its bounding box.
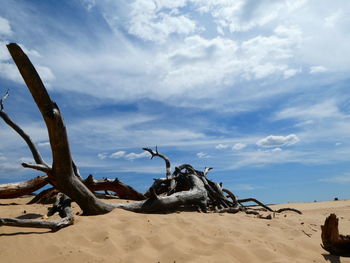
[97,153,108,160]
[197,152,210,158]
[110,151,126,159]
[232,143,247,150]
[125,151,151,160]
[101,150,151,160]
[309,66,327,74]
[256,134,300,148]
[215,143,228,149]
[37,141,50,147]
[104,0,196,43]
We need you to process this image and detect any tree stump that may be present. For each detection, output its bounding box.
[321,213,350,256]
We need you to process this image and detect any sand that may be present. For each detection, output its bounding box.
[0,198,349,263]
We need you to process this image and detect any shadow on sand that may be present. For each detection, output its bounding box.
[323,254,342,263]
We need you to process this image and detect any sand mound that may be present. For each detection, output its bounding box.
[0,198,349,262]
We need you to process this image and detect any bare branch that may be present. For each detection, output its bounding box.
[0,107,48,166]
[143,147,171,179]
[203,167,213,177]
[21,162,51,173]
[0,89,9,110]
[0,217,73,232]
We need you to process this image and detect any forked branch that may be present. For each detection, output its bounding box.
[143,147,171,179]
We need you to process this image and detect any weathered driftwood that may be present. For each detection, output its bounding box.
[27,175,146,204]
[114,174,208,213]
[141,148,302,215]
[84,175,145,200]
[321,213,350,257]
[143,147,171,179]
[0,193,73,231]
[0,175,49,199]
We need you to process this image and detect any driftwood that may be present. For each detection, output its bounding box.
[139,149,302,216]
[84,175,145,200]
[321,214,350,256]
[0,175,49,199]
[114,174,208,213]
[27,175,146,204]
[0,193,73,231]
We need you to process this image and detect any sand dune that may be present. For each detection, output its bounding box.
[0,198,349,263]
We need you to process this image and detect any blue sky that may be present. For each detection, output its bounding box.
[0,0,349,203]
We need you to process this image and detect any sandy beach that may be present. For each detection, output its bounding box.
[0,197,349,263]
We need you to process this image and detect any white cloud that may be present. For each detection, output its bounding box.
[232,143,247,150]
[97,153,108,160]
[112,0,196,43]
[215,143,228,150]
[110,151,126,159]
[309,66,327,74]
[125,151,151,160]
[197,152,210,158]
[37,141,50,147]
[0,16,12,36]
[0,62,22,83]
[257,134,300,148]
[283,68,301,78]
[101,150,151,160]
[191,0,304,33]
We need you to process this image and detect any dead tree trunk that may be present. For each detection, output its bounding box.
[321,213,350,256]
[6,43,114,215]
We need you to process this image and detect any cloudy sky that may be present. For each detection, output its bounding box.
[0,0,349,203]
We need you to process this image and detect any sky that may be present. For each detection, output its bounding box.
[0,0,349,204]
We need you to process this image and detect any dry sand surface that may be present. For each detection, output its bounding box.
[0,197,349,263]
